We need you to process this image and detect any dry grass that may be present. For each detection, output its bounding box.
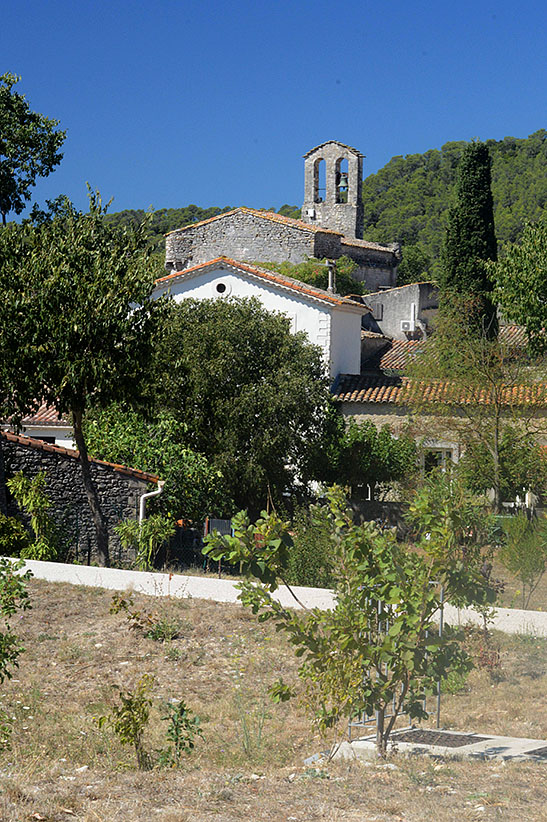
[0,579,545,821]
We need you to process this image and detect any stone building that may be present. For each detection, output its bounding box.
[164,141,401,292]
[1,432,158,564]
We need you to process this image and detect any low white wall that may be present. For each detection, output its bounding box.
[13,559,547,637]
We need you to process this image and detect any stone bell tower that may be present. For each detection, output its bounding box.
[301,141,364,239]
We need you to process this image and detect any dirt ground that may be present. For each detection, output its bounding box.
[0,579,545,822]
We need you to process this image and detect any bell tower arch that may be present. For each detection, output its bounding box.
[302,141,364,238]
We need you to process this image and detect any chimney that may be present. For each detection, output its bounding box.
[327,260,336,294]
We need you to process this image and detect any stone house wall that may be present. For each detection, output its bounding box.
[1,433,158,565]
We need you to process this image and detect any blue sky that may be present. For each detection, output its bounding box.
[2,0,546,217]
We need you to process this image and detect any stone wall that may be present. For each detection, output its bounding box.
[166,210,318,272]
[1,433,158,565]
[302,141,364,238]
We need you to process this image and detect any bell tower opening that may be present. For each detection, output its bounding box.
[335,157,349,203]
[314,158,326,203]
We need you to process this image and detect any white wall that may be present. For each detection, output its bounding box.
[154,267,337,375]
[330,310,362,376]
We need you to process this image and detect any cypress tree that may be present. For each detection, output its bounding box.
[440,141,498,337]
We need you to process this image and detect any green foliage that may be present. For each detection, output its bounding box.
[396,244,433,286]
[406,469,495,592]
[204,486,493,754]
[257,256,366,297]
[157,297,329,513]
[98,674,154,770]
[0,191,171,565]
[285,505,335,589]
[6,472,57,561]
[114,514,176,571]
[498,514,547,609]
[458,426,547,502]
[490,217,547,353]
[0,514,30,557]
[440,141,497,335]
[0,557,32,685]
[84,405,224,523]
[157,699,204,767]
[311,406,418,494]
[109,592,182,640]
[360,130,547,281]
[0,73,65,223]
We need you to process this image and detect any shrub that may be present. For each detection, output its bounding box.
[285,505,334,588]
[6,471,58,560]
[115,514,176,571]
[0,513,30,557]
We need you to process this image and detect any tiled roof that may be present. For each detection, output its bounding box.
[365,327,529,373]
[378,339,424,371]
[303,141,363,158]
[156,257,372,312]
[19,402,70,427]
[499,324,528,347]
[1,431,159,484]
[341,237,398,255]
[165,207,343,237]
[333,373,547,407]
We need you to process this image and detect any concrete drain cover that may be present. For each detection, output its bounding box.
[390,729,491,748]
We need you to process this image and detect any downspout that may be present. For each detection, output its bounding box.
[139,480,165,525]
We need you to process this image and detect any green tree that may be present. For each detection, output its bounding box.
[440,141,498,336]
[498,513,547,609]
[407,301,546,512]
[0,193,169,565]
[204,487,493,755]
[156,297,329,514]
[490,217,547,353]
[257,256,366,297]
[311,407,417,496]
[0,73,65,224]
[84,404,225,524]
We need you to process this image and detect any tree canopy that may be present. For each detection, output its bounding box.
[0,73,65,224]
[439,140,497,336]
[154,297,330,514]
[491,217,547,352]
[0,192,169,563]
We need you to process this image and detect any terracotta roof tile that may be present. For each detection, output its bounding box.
[156,257,371,312]
[19,402,70,427]
[165,207,343,237]
[1,431,159,484]
[333,373,547,407]
[340,237,398,255]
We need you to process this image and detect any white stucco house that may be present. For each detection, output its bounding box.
[152,257,370,381]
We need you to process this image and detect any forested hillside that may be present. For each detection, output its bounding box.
[361,130,547,281]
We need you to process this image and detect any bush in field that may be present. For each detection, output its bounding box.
[285,505,334,589]
[204,486,494,755]
[498,513,547,609]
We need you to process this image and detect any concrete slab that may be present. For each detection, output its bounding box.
[331,729,547,763]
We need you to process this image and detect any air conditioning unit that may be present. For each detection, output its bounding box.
[400,320,415,333]
[306,208,316,219]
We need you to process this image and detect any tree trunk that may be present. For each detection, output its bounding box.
[72,408,110,567]
[376,706,386,757]
[0,438,7,515]
[492,414,501,514]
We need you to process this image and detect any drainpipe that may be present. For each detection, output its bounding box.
[139,480,165,525]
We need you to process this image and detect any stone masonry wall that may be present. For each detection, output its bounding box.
[1,433,157,565]
[166,211,318,272]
